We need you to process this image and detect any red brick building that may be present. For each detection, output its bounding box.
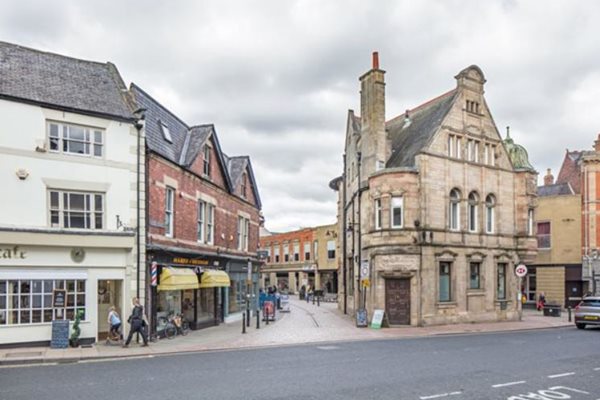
[132,85,262,331]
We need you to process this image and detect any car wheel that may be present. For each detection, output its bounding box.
[576,323,586,330]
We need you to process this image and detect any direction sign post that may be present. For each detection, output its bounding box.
[515,263,528,321]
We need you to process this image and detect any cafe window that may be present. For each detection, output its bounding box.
[0,279,86,325]
[49,190,104,229]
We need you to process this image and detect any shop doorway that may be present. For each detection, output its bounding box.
[385,278,410,325]
[97,280,122,340]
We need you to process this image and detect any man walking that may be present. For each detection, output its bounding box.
[123,297,149,347]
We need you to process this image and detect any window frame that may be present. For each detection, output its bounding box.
[485,194,495,234]
[165,187,175,237]
[390,196,403,229]
[439,262,452,302]
[49,189,104,230]
[468,192,479,233]
[449,189,461,231]
[304,242,311,261]
[203,145,211,177]
[497,263,507,300]
[47,121,104,158]
[374,199,382,230]
[197,201,205,243]
[469,262,481,290]
[327,240,336,260]
[536,221,551,249]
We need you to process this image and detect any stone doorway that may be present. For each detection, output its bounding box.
[385,278,410,325]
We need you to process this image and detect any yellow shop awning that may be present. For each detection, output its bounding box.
[158,267,200,292]
[199,270,230,288]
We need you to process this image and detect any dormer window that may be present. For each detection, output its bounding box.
[203,145,211,177]
[241,172,247,198]
[159,121,172,143]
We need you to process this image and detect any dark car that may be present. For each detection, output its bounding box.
[574,296,600,329]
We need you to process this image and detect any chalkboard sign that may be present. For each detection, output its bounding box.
[356,308,368,327]
[371,309,385,329]
[53,289,66,308]
[51,320,70,349]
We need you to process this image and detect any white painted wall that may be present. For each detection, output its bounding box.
[0,99,137,230]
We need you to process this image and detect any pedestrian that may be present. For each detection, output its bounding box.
[306,285,311,303]
[537,292,546,311]
[107,306,122,340]
[123,297,148,347]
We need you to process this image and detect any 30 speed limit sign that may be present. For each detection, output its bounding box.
[515,263,528,278]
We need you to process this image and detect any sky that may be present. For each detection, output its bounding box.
[2,1,600,232]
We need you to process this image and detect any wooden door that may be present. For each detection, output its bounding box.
[386,279,410,325]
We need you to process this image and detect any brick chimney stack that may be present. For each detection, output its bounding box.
[544,168,554,186]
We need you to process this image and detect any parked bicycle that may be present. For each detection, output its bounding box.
[158,313,190,339]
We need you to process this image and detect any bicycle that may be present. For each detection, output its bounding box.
[160,313,190,339]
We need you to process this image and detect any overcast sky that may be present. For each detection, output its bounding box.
[2,1,600,232]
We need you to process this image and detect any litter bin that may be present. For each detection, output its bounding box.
[543,305,562,317]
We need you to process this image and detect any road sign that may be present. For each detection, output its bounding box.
[361,278,370,287]
[360,260,370,279]
[515,263,528,278]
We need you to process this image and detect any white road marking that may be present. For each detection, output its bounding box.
[594,367,600,371]
[548,372,575,379]
[492,380,526,388]
[420,391,462,399]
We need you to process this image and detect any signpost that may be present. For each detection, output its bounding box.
[515,263,528,322]
[356,309,368,327]
[51,289,68,348]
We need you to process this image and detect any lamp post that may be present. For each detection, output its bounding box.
[356,152,363,310]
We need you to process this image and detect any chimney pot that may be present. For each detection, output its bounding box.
[372,52,379,70]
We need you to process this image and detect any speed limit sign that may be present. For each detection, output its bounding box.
[515,263,528,278]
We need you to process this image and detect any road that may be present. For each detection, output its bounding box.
[1,327,598,400]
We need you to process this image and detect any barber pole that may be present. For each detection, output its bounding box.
[151,262,158,287]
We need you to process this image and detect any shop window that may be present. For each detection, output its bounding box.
[469,262,481,289]
[197,287,215,323]
[48,121,103,157]
[49,190,104,229]
[497,263,507,300]
[439,262,452,302]
[537,221,551,249]
[0,279,86,325]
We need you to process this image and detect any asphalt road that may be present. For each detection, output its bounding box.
[1,327,599,400]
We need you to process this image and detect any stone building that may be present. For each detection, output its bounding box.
[580,135,600,295]
[330,53,537,326]
[260,223,338,294]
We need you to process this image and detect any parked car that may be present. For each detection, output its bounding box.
[574,296,600,329]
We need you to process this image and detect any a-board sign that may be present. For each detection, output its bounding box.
[50,319,70,349]
[356,308,368,327]
[371,309,385,329]
[52,289,66,308]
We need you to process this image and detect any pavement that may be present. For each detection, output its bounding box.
[0,296,573,366]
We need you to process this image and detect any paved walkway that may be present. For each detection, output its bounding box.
[0,296,573,366]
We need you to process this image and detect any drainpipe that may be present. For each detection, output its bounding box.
[342,154,347,314]
[357,152,362,309]
[134,114,145,300]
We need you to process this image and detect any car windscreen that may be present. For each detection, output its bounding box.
[581,300,600,307]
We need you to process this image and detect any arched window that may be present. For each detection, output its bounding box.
[449,189,461,231]
[468,192,479,232]
[485,194,496,234]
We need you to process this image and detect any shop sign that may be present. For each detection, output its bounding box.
[0,245,26,259]
[171,257,209,266]
[371,309,385,329]
[53,289,66,308]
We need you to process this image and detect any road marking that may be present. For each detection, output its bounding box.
[420,391,462,399]
[492,380,526,388]
[594,367,600,371]
[548,372,575,379]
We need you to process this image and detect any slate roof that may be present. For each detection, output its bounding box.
[0,41,133,121]
[131,83,261,208]
[556,150,584,194]
[537,182,575,197]
[386,89,458,168]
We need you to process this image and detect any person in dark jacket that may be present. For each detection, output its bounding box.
[123,297,148,347]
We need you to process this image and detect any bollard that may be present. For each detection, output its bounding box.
[313,294,315,305]
[242,312,246,334]
[317,296,320,307]
[246,308,250,327]
[568,306,572,322]
[256,309,260,329]
[266,307,269,325]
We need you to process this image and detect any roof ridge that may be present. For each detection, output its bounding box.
[387,88,456,125]
[0,40,110,67]
[130,83,190,129]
